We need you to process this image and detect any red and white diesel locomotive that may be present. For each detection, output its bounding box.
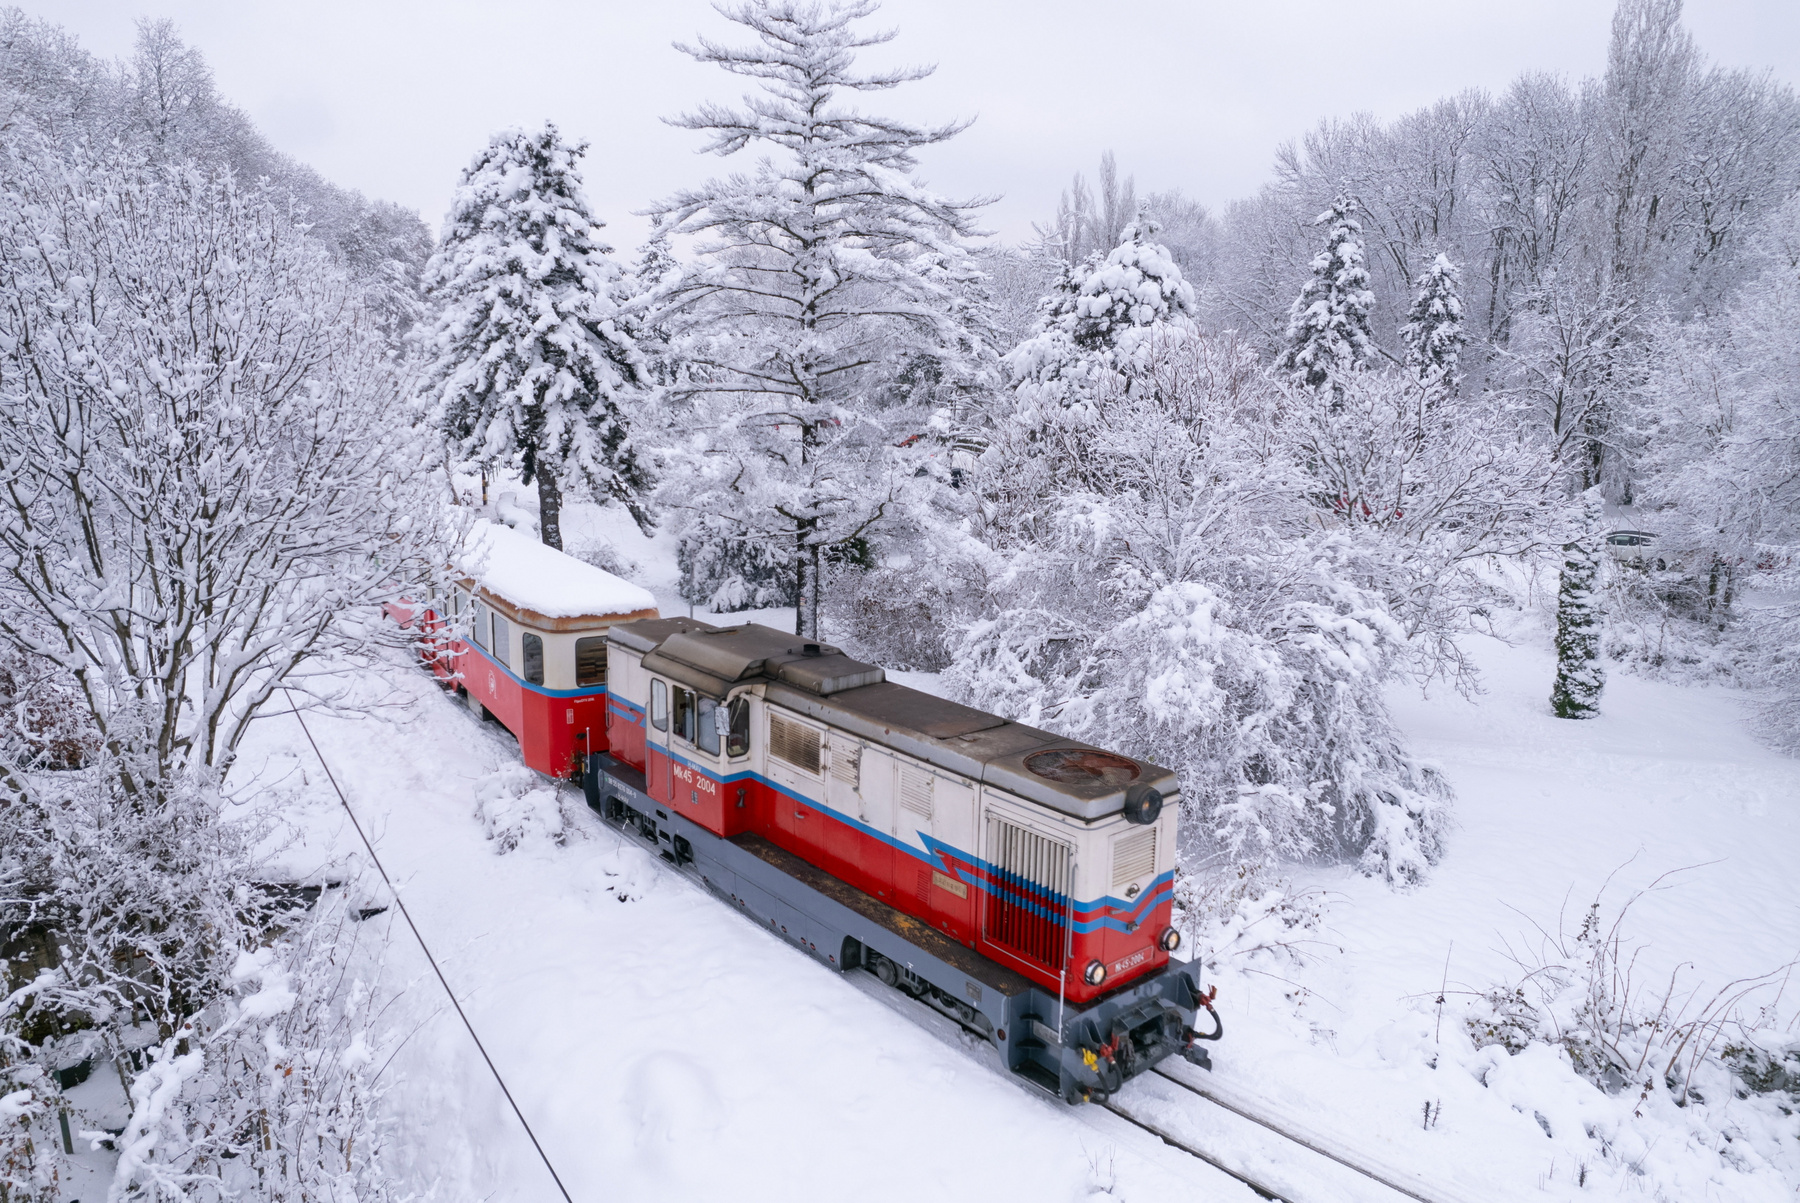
[406,524,1218,1103]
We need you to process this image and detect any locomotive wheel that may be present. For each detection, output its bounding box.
[873,956,898,988]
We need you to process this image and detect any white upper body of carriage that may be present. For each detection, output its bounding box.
[449,520,658,689]
[607,620,1178,913]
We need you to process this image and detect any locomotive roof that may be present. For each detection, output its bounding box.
[459,520,658,623]
[610,618,1177,822]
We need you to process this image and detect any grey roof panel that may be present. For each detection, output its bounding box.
[610,618,1178,821]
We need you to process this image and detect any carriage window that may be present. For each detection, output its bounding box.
[490,613,510,671]
[672,686,697,744]
[451,588,464,618]
[727,697,751,757]
[521,632,544,685]
[650,680,668,731]
[470,601,488,650]
[575,637,607,687]
[696,698,720,755]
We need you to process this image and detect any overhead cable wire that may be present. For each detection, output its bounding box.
[281,689,577,1203]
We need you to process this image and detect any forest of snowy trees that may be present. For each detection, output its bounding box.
[1,0,1797,1196]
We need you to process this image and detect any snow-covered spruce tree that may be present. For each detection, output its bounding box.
[1551,488,1607,718]
[994,219,1197,526]
[1400,252,1467,385]
[422,123,650,550]
[1276,194,1376,397]
[650,0,995,639]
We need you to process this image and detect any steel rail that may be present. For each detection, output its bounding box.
[1097,1098,1288,1200]
[1148,1066,1461,1203]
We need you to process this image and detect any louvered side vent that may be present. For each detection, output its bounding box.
[829,741,861,791]
[768,713,821,774]
[1111,827,1157,890]
[982,815,1073,969]
[898,764,933,819]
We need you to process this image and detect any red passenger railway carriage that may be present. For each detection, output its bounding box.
[400,521,658,778]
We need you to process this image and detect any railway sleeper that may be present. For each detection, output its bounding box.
[584,752,1203,1106]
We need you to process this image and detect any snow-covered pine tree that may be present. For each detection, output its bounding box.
[650,0,994,639]
[1400,252,1467,384]
[1276,194,1377,397]
[421,124,650,550]
[1551,488,1607,718]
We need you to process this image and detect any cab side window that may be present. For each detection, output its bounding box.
[672,685,697,744]
[575,636,607,687]
[696,698,720,755]
[727,697,751,757]
[521,632,544,685]
[650,679,668,731]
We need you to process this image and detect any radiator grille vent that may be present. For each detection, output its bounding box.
[829,741,861,790]
[982,815,1073,969]
[1111,827,1157,889]
[768,713,821,774]
[898,763,933,819]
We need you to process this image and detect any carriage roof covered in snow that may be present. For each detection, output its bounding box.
[457,520,657,629]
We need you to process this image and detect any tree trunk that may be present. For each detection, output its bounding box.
[537,463,563,551]
[800,542,823,640]
[793,528,807,638]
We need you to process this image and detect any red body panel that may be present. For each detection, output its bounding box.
[635,741,1173,1006]
[395,604,608,779]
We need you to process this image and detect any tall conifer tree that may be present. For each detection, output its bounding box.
[1400,253,1468,384]
[1551,488,1607,718]
[650,0,993,639]
[1277,195,1376,397]
[421,124,649,549]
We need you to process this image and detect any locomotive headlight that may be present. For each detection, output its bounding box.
[1159,926,1182,952]
[1083,959,1107,987]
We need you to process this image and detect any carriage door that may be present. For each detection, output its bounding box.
[648,677,671,804]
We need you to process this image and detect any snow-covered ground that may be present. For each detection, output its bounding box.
[216,497,1797,1201]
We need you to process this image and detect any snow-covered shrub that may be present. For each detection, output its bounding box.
[1171,860,1330,972]
[957,328,1452,881]
[474,766,566,853]
[677,525,797,613]
[107,906,408,1202]
[567,534,640,582]
[1466,877,1796,1102]
[0,1058,59,1203]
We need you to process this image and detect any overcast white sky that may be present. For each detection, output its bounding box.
[29,0,1800,248]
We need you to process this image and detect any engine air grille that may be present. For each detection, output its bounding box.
[1111,827,1157,890]
[898,763,933,819]
[982,815,1073,969]
[829,741,861,790]
[768,713,821,774]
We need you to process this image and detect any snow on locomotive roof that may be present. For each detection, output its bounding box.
[613,618,1177,821]
[459,520,657,620]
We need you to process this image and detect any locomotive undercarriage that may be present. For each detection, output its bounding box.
[584,752,1218,1104]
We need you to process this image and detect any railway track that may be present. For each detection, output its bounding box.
[1097,1064,1477,1203]
[564,746,1467,1203]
